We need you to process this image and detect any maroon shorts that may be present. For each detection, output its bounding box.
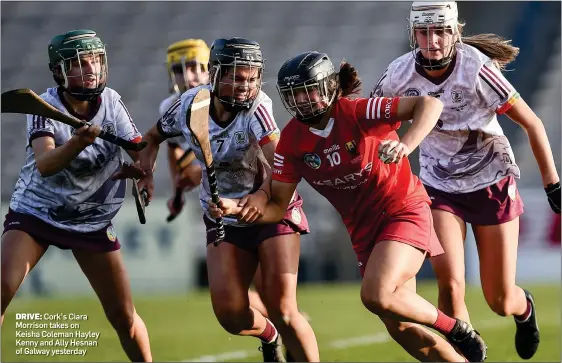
[424,176,524,225]
[3,208,120,252]
[355,202,444,278]
[203,204,310,251]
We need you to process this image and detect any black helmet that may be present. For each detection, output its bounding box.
[209,37,264,110]
[276,51,337,122]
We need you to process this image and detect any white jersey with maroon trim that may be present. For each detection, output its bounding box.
[9,87,142,232]
[157,84,280,225]
[372,43,521,193]
[159,93,191,150]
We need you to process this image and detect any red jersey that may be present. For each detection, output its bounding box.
[273,97,430,252]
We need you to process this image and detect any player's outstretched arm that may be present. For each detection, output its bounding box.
[254,180,298,224]
[396,96,444,152]
[208,180,296,224]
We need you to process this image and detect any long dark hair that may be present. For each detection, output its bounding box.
[329,60,362,99]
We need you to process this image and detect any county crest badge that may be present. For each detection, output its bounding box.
[303,153,321,169]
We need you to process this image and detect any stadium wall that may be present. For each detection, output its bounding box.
[2,189,559,297]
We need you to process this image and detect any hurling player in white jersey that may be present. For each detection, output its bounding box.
[1,30,152,361]
[159,38,209,218]
[135,38,319,362]
[157,37,276,346]
[372,2,561,360]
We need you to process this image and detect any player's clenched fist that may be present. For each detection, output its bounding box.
[378,140,411,164]
[73,124,101,147]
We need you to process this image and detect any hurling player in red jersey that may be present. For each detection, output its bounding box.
[209,51,487,362]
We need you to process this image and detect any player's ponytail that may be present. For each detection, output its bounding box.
[458,24,520,71]
[337,60,362,98]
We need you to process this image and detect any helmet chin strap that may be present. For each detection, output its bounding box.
[298,113,324,126]
[416,51,449,70]
[416,46,456,71]
[58,61,104,101]
[219,98,248,112]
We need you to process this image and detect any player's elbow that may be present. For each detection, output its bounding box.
[419,95,444,114]
[148,125,168,146]
[36,161,55,177]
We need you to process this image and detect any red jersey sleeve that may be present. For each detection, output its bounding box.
[272,129,302,184]
[354,97,401,131]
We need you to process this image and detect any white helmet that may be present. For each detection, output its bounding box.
[409,1,460,70]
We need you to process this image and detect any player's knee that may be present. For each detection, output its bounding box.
[265,298,298,326]
[360,286,393,316]
[437,277,466,304]
[104,303,135,334]
[214,306,253,335]
[1,274,19,313]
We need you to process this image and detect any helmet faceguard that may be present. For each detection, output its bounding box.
[166,39,210,95]
[277,51,337,124]
[209,38,264,111]
[48,30,108,101]
[409,2,460,71]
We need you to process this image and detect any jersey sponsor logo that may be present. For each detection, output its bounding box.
[345,140,358,155]
[323,144,340,154]
[404,88,420,97]
[304,153,321,170]
[226,170,245,183]
[450,102,469,112]
[428,88,445,98]
[312,162,373,188]
[451,90,464,103]
[214,130,231,140]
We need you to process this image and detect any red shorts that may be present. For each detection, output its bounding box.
[3,209,120,252]
[355,202,444,277]
[424,175,524,225]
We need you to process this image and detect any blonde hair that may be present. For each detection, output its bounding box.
[458,23,520,71]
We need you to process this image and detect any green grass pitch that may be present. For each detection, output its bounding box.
[2,282,560,362]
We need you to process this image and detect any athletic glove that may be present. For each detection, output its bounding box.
[545,182,561,214]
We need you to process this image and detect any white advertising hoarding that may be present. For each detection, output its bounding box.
[2,198,207,296]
